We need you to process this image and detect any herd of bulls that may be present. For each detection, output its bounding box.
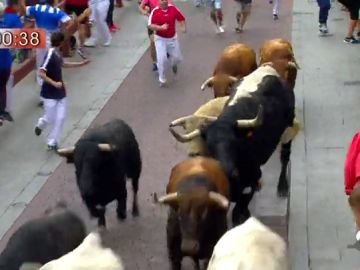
[0,38,299,270]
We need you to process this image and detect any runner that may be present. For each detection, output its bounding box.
[34,32,90,151]
[235,0,251,33]
[148,0,186,87]
[210,0,224,33]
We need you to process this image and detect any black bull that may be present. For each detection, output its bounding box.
[57,119,142,227]
[170,75,295,225]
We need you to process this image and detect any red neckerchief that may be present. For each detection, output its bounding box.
[4,7,17,14]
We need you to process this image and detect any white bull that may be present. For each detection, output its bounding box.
[207,217,288,270]
[20,232,124,270]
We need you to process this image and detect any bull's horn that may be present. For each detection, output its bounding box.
[57,147,75,156]
[196,114,218,122]
[236,105,263,128]
[98,144,115,151]
[170,115,196,127]
[229,76,238,82]
[209,192,229,210]
[200,77,214,91]
[157,192,178,204]
[169,127,201,143]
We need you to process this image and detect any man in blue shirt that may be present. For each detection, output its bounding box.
[22,0,71,90]
[0,0,23,125]
[34,32,90,150]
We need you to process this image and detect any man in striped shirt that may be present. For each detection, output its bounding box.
[23,0,71,89]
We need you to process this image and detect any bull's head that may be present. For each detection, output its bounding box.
[155,191,229,255]
[201,74,238,98]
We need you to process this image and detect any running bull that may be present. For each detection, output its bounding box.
[169,62,296,225]
[154,157,230,270]
[57,119,142,227]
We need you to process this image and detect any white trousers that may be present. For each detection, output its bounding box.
[36,35,51,86]
[154,35,183,83]
[273,0,280,15]
[37,97,67,146]
[88,0,111,44]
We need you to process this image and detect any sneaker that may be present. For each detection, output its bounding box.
[152,63,158,71]
[109,25,117,33]
[172,65,178,74]
[84,39,97,47]
[34,126,42,136]
[344,36,360,44]
[2,111,14,122]
[37,100,44,108]
[77,47,87,59]
[159,81,167,88]
[318,23,329,35]
[273,14,279,20]
[357,32,360,38]
[269,0,273,3]
[47,144,58,151]
[235,26,243,33]
[218,25,225,33]
[112,23,120,30]
[103,37,112,47]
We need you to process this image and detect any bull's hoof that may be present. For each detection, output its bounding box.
[132,205,139,217]
[277,179,289,198]
[277,188,289,198]
[117,210,127,220]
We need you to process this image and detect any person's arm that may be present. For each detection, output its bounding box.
[57,0,66,9]
[63,59,90,68]
[39,69,63,89]
[18,0,27,17]
[178,20,186,33]
[138,1,150,15]
[148,23,168,31]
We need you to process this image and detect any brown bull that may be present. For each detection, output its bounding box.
[155,157,230,270]
[259,38,299,90]
[201,43,257,98]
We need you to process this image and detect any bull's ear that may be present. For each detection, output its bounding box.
[57,147,75,163]
[19,262,43,270]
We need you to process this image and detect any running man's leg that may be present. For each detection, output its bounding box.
[47,98,67,147]
[154,36,168,84]
[96,0,112,45]
[36,98,57,136]
[167,37,183,72]
[273,0,279,19]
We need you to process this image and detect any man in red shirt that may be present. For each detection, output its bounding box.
[344,131,360,241]
[148,0,186,87]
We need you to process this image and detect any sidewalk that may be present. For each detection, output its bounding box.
[0,2,149,239]
[290,0,360,269]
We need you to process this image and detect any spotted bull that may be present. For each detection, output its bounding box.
[169,63,296,226]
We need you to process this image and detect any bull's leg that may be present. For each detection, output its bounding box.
[131,177,139,217]
[232,192,254,226]
[278,141,291,197]
[167,208,182,270]
[193,258,200,270]
[116,185,127,220]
